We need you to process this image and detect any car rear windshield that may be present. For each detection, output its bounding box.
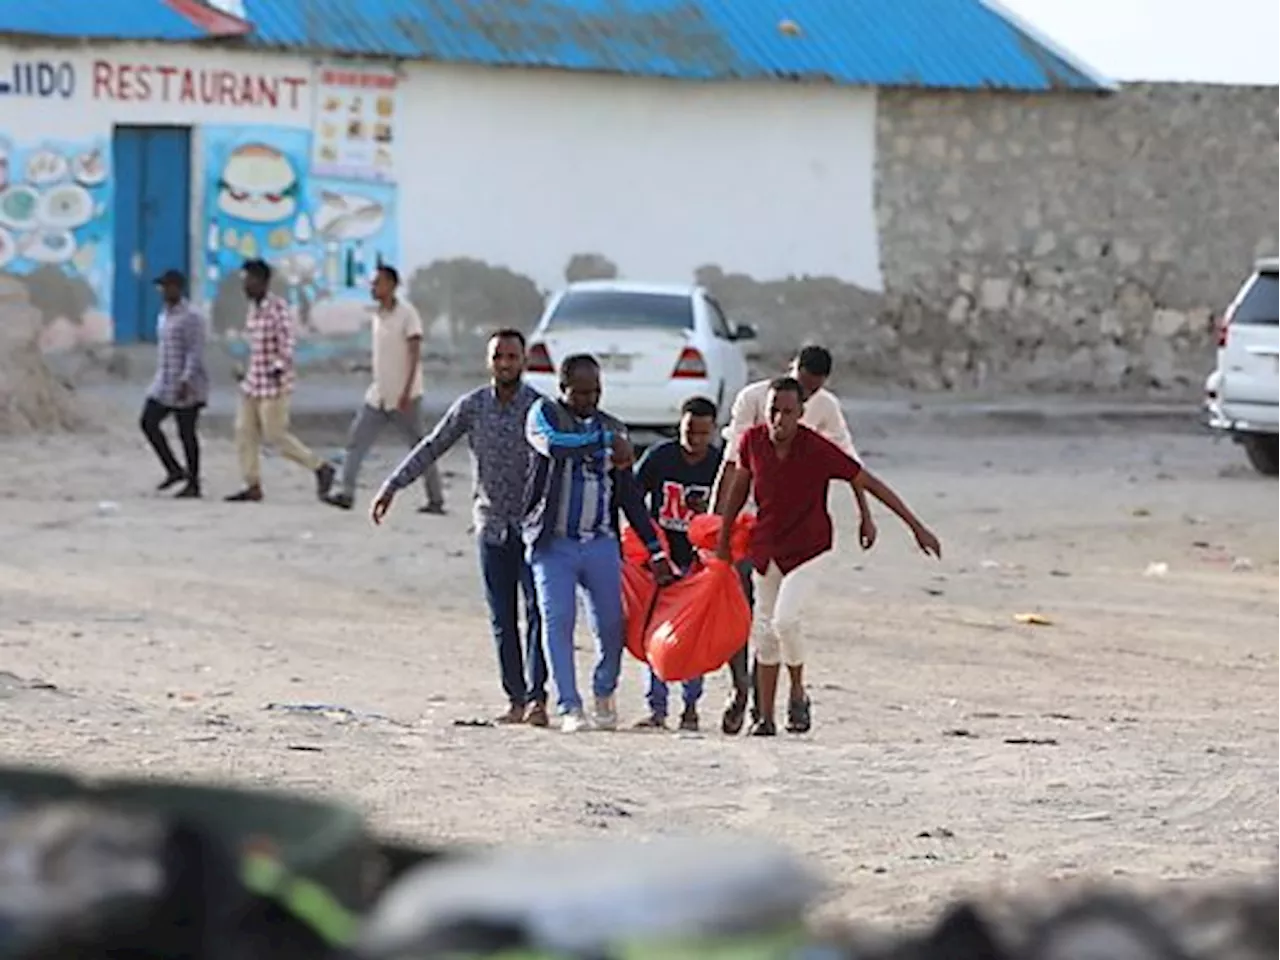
[1233,271,1278,326]
[546,291,693,331]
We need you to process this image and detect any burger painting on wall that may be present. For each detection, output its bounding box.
[201,125,399,341]
[215,143,300,225]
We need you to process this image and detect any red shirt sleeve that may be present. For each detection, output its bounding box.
[808,429,862,482]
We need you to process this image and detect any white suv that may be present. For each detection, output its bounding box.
[1203,257,1279,475]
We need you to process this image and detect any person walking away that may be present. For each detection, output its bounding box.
[326,264,445,514]
[524,354,673,733]
[139,269,208,499]
[370,330,548,725]
[715,377,941,737]
[631,395,722,731]
[711,345,868,735]
[225,259,336,503]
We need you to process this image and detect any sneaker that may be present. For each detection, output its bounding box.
[592,695,618,731]
[678,706,699,732]
[173,483,201,499]
[417,502,446,515]
[721,692,748,735]
[561,708,590,734]
[524,701,549,728]
[326,492,354,511]
[633,713,666,731]
[748,717,777,737]
[785,695,812,734]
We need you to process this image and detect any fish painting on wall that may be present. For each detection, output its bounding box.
[202,125,399,340]
[0,137,114,349]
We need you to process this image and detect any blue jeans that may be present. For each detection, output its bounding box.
[646,669,704,718]
[529,536,624,715]
[479,534,546,706]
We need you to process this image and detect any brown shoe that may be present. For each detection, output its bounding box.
[225,485,263,502]
[524,701,549,728]
[494,703,524,725]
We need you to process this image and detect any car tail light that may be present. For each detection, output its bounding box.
[1214,310,1231,348]
[671,347,707,379]
[527,342,554,374]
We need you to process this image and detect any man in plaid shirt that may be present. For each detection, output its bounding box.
[225,259,336,503]
[140,269,208,498]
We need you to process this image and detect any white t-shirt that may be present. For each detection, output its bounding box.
[721,379,857,464]
[365,300,425,409]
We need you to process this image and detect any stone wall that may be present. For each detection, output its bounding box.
[871,83,1279,394]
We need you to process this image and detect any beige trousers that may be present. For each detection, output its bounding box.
[236,393,323,485]
[751,555,828,667]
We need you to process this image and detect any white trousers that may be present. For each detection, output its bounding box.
[751,556,826,667]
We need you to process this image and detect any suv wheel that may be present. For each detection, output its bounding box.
[1241,434,1279,476]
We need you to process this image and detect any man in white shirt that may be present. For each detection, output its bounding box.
[711,345,863,735]
[326,264,446,513]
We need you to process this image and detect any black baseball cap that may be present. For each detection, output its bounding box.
[154,269,186,287]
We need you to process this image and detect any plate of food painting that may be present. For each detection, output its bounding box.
[0,184,40,230]
[20,228,76,264]
[39,183,94,229]
[315,190,385,240]
[72,147,108,187]
[25,149,69,186]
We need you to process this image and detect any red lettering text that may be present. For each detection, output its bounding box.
[156,64,177,100]
[88,60,308,110]
[92,60,112,98]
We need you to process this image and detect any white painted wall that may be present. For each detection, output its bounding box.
[397,63,883,292]
[1,40,882,350]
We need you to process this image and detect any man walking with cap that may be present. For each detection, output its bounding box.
[140,269,208,498]
[225,258,336,503]
[326,263,445,514]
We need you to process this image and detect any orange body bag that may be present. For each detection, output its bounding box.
[620,515,756,681]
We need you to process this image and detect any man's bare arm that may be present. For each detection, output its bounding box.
[710,457,738,514]
[400,334,422,405]
[714,466,751,560]
[854,469,941,557]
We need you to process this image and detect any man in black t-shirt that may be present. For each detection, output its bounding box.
[632,396,723,731]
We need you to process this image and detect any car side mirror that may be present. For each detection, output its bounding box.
[733,324,756,342]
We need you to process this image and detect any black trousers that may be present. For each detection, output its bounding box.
[140,398,202,483]
[727,559,760,711]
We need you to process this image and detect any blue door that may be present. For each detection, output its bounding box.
[111,126,191,343]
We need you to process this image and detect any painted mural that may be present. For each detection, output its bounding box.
[201,125,398,353]
[0,135,114,349]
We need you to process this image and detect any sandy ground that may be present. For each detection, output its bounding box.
[0,401,1275,927]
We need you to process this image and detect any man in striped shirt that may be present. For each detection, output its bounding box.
[225,259,335,503]
[523,354,672,733]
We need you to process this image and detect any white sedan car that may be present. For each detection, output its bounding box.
[524,281,756,433]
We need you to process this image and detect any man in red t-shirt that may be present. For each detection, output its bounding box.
[714,376,941,736]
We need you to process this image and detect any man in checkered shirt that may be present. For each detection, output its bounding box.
[225,259,336,503]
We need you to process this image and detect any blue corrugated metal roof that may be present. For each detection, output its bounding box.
[0,0,1110,92]
[237,0,1108,91]
[0,0,211,41]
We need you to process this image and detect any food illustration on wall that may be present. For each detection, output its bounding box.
[311,64,398,183]
[215,143,300,224]
[0,137,113,350]
[202,125,399,340]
